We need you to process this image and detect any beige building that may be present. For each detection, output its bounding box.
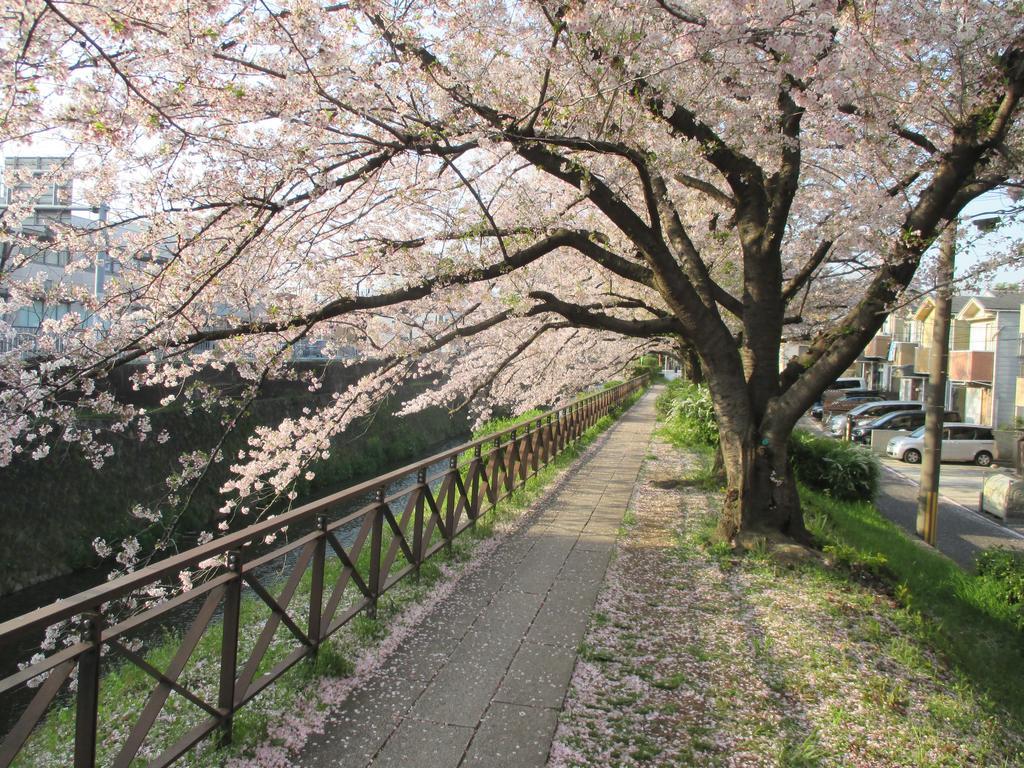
[783,291,1024,427]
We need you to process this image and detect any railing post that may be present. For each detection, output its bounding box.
[517,427,528,484]
[218,549,242,747]
[367,486,385,619]
[73,611,103,768]
[530,422,540,474]
[414,468,426,571]
[309,515,327,655]
[446,456,457,553]
[488,435,501,504]
[507,428,516,487]
[470,444,482,519]
[506,429,517,493]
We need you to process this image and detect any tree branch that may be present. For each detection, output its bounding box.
[782,239,834,303]
[528,290,683,337]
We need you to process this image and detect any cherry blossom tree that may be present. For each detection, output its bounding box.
[2,0,1023,555]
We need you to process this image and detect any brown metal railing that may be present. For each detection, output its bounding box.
[0,375,648,767]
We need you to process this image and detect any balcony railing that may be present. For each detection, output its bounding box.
[949,350,994,383]
[890,341,917,367]
[862,334,892,359]
[0,375,649,768]
[913,345,932,374]
[0,327,67,358]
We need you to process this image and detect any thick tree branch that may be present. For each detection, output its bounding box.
[528,290,684,337]
[782,239,834,303]
[672,173,736,208]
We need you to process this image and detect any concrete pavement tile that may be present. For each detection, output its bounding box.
[460,702,559,768]
[371,718,474,767]
[296,674,411,768]
[493,640,577,709]
[574,530,618,551]
[473,589,544,635]
[409,632,519,727]
[526,590,598,648]
[559,547,613,583]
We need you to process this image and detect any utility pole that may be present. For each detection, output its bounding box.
[916,224,956,545]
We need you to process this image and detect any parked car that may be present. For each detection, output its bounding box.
[831,377,866,391]
[820,394,883,422]
[828,400,924,436]
[809,380,869,419]
[886,423,996,466]
[826,387,880,400]
[851,409,961,444]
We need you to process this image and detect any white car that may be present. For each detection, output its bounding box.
[886,423,996,466]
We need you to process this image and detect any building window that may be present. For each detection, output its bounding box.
[11,300,73,329]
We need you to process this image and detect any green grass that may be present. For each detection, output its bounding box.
[12,386,647,767]
[801,484,1024,728]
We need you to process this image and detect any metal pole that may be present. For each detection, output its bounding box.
[916,225,956,545]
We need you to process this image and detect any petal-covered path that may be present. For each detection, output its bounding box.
[296,390,658,768]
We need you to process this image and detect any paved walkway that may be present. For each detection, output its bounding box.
[298,390,658,768]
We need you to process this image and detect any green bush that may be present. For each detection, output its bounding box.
[655,379,682,418]
[659,381,718,447]
[789,429,878,501]
[976,548,1024,629]
[630,354,661,379]
[470,408,545,440]
[977,548,1024,601]
[655,382,877,502]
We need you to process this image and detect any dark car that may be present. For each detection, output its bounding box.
[851,408,961,444]
[828,400,924,436]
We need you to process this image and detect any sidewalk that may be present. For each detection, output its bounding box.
[297,390,658,768]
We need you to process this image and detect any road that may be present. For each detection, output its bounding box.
[802,417,1024,569]
[875,457,1024,570]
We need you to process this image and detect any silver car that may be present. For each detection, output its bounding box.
[886,423,996,466]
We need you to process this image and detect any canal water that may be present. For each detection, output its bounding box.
[0,432,469,732]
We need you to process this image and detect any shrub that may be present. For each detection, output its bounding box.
[630,354,661,379]
[655,378,687,418]
[976,548,1024,629]
[655,383,877,502]
[789,429,878,501]
[660,381,718,447]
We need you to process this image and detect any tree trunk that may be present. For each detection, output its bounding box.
[715,422,808,544]
[679,341,704,384]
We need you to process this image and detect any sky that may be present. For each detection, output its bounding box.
[955,191,1024,288]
